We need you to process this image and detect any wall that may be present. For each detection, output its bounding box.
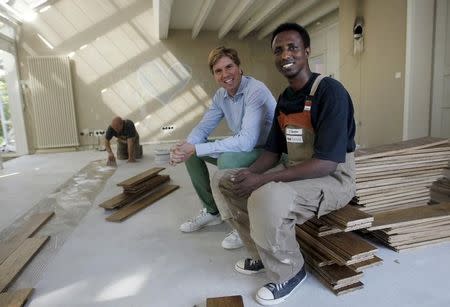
[16,0,286,150]
[340,0,407,148]
[307,10,340,80]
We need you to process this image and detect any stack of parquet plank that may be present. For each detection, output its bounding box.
[366,202,450,251]
[99,167,179,222]
[218,198,381,295]
[353,137,450,214]
[295,205,382,295]
[0,212,54,306]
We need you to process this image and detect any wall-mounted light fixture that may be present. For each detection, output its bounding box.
[353,16,364,55]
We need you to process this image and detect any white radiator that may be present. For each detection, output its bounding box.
[28,56,79,149]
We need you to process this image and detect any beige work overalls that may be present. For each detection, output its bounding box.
[212,75,356,283]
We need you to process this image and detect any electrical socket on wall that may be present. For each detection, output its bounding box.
[161,125,175,131]
[94,129,105,136]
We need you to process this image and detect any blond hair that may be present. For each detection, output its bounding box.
[208,46,241,73]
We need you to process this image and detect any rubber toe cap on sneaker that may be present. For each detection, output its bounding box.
[256,287,278,305]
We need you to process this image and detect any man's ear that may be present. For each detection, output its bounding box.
[305,47,311,57]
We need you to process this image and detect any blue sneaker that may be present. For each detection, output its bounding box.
[255,265,307,305]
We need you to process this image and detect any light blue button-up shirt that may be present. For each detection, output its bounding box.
[187,76,276,157]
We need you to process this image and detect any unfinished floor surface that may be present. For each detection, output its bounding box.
[1,147,449,307]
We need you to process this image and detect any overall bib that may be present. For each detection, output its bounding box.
[214,75,356,283]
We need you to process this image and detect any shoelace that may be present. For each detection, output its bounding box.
[268,281,288,291]
[249,259,259,266]
[189,209,208,223]
[226,229,238,238]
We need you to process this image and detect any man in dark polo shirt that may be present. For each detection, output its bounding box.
[213,23,356,305]
[105,117,143,165]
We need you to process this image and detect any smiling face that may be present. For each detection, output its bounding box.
[272,30,311,80]
[212,56,242,97]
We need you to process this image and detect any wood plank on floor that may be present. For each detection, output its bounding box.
[0,288,34,307]
[320,205,373,228]
[123,175,170,194]
[355,137,448,161]
[0,237,49,292]
[106,185,179,222]
[100,175,171,210]
[348,256,383,272]
[368,202,450,231]
[0,212,54,265]
[206,295,244,307]
[306,261,364,295]
[116,167,165,188]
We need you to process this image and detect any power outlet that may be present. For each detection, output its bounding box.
[161,125,175,131]
[94,129,105,136]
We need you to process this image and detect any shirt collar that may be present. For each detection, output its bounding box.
[223,76,248,99]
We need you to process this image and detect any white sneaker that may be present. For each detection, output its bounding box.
[221,229,244,249]
[179,208,222,233]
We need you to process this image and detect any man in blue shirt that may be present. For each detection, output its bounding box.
[170,46,276,249]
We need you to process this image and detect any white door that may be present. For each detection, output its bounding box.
[431,0,450,138]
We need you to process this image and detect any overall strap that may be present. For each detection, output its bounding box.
[310,74,326,97]
[304,74,325,112]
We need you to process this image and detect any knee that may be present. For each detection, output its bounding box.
[217,152,240,169]
[247,182,297,227]
[184,154,203,169]
[218,170,234,195]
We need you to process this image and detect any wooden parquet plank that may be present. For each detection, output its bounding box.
[356,150,450,164]
[100,176,170,209]
[123,175,170,194]
[0,237,49,292]
[298,237,334,267]
[320,205,373,227]
[356,162,448,175]
[302,224,377,260]
[296,227,349,265]
[116,167,165,188]
[394,237,450,251]
[368,202,450,230]
[106,185,179,222]
[384,219,450,235]
[306,260,364,295]
[0,212,54,265]
[0,288,33,307]
[332,281,364,295]
[355,137,448,161]
[348,256,383,272]
[98,193,135,210]
[206,295,244,307]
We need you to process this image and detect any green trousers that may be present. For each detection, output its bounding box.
[185,149,263,214]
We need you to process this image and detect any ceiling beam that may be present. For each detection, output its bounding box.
[153,0,173,40]
[297,0,339,27]
[192,0,216,39]
[257,0,319,40]
[0,3,23,23]
[238,0,288,39]
[218,0,255,39]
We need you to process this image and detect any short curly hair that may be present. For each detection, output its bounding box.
[270,23,310,49]
[208,46,241,74]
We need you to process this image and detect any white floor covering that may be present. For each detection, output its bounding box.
[1,148,450,307]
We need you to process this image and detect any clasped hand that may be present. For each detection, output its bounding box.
[231,169,264,198]
[170,140,195,165]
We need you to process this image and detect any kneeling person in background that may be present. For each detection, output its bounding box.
[105,117,143,165]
